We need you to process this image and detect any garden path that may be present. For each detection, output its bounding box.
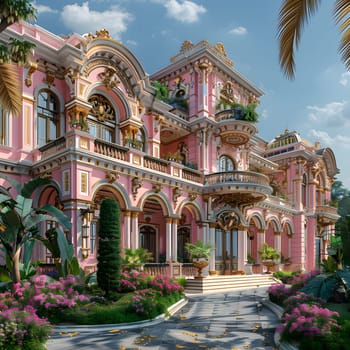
[47,287,279,350]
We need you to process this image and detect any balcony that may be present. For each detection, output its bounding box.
[215,110,257,146]
[315,205,339,226]
[204,171,272,206]
[37,132,203,185]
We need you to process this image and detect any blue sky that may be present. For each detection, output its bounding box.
[31,0,350,189]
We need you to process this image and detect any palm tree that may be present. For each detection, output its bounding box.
[0,0,36,114]
[278,0,350,79]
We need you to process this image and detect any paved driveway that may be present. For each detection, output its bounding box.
[47,287,279,350]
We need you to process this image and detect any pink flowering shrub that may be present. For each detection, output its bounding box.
[118,271,151,292]
[268,283,293,305]
[283,292,326,314]
[0,274,89,323]
[287,270,321,291]
[148,275,184,296]
[129,289,160,318]
[278,303,340,342]
[0,304,52,350]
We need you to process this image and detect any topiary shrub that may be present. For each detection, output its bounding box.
[96,199,121,296]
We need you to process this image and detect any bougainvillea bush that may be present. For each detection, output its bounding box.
[0,305,52,350]
[278,303,340,342]
[287,269,321,291]
[268,283,293,306]
[10,274,89,322]
[283,292,326,314]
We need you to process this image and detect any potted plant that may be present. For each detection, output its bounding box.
[258,243,281,273]
[122,247,153,272]
[185,240,213,278]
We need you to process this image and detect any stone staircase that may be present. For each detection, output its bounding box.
[185,274,280,294]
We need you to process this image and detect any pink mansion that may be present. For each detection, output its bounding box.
[0,22,339,275]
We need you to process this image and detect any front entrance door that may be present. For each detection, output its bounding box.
[215,228,238,274]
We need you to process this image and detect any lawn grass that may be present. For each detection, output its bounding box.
[60,292,183,325]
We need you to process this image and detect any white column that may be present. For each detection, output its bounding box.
[209,223,216,272]
[237,228,247,271]
[172,218,178,262]
[257,230,265,264]
[165,217,172,262]
[123,211,131,248]
[131,212,139,249]
[275,231,282,271]
[274,232,282,253]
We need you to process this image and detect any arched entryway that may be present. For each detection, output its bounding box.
[215,211,240,274]
[139,194,170,262]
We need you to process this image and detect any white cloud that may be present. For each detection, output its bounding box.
[308,129,335,146]
[61,2,133,40]
[339,71,350,86]
[160,0,206,23]
[306,101,350,127]
[260,109,268,119]
[32,1,58,14]
[126,39,137,46]
[229,26,247,35]
[308,129,350,148]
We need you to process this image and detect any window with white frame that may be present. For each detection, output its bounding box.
[0,105,9,146]
[37,90,60,146]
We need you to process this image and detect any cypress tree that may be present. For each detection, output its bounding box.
[96,198,121,295]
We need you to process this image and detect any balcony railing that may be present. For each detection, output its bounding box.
[204,171,270,186]
[94,139,128,161]
[144,155,169,173]
[315,205,338,216]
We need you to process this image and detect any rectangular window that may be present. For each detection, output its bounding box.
[90,222,96,254]
[62,170,70,194]
[0,106,9,146]
[38,116,46,147]
[80,171,88,195]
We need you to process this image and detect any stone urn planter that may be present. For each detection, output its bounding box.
[258,243,281,274]
[192,258,209,278]
[185,240,214,278]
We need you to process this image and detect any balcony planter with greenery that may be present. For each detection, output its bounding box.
[185,240,213,278]
[258,243,281,273]
[216,99,259,123]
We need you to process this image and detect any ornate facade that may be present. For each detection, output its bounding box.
[0,22,339,274]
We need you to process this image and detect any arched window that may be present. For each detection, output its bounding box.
[177,227,191,262]
[37,90,59,146]
[135,128,146,152]
[88,94,116,143]
[316,174,325,205]
[219,155,235,172]
[140,225,156,261]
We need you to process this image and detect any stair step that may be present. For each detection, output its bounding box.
[184,274,279,294]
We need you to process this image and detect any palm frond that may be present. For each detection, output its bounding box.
[0,64,21,115]
[334,0,350,70]
[278,0,321,79]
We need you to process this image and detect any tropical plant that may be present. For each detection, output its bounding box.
[96,198,122,296]
[0,0,37,115]
[258,243,281,261]
[122,247,153,271]
[247,253,255,264]
[0,175,71,283]
[152,80,169,101]
[185,240,213,260]
[278,0,350,79]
